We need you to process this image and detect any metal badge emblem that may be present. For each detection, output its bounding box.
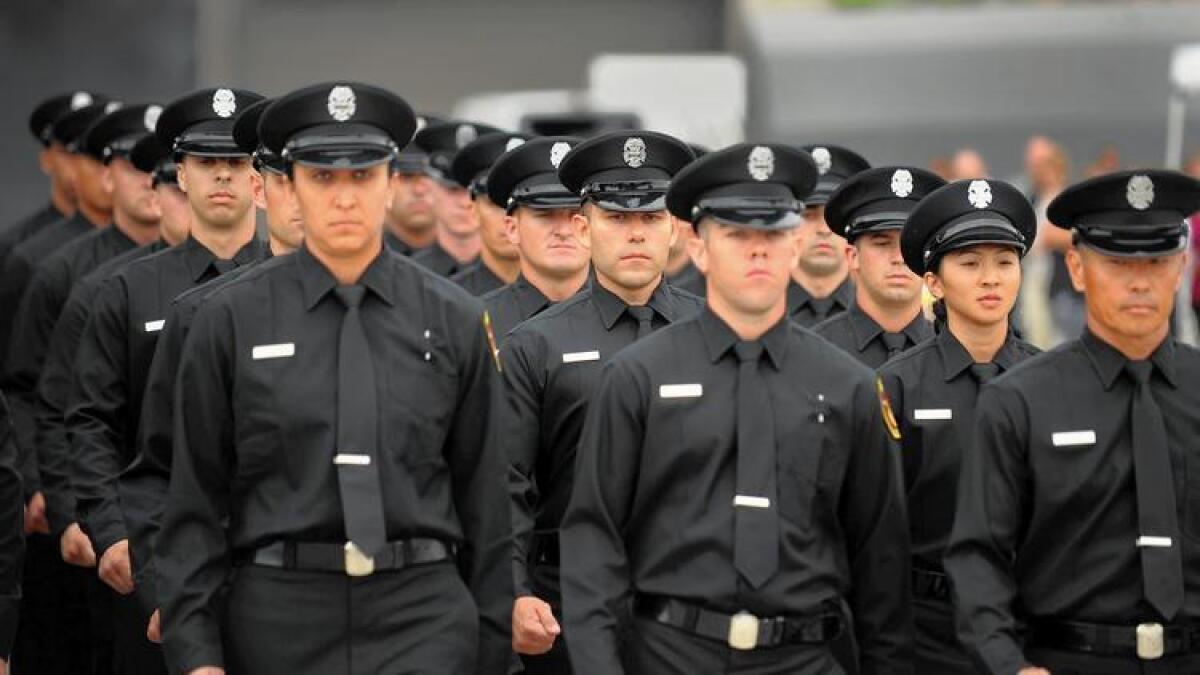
[144,105,163,133]
[891,169,914,198]
[811,147,832,175]
[623,136,647,168]
[1126,174,1155,210]
[550,141,571,168]
[326,85,357,122]
[967,180,993,209]
[748,146,775,181]
[212,89,237,118]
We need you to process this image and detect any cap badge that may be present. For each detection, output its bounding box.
[1126,174,1154,211]
[550,141,571,168]
[967,180,993,209]
[70,92,94,111]
[212,89,237,118]
[623,137,647,168]
[505,137,526,152]
[143,105,163,133]
[104,101,123,114]
[748,146,775,181]
[891,169,914,198]
[326,86,356,122]
[415,116,430,133]
[811,147,832,175]
[455,124,478,148]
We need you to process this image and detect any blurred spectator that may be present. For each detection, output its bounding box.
[929,155,953,181]
[1084,143,1121,178]
[950,148,989,179]
[1022,135,1078,348]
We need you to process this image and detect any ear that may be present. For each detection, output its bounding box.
[251,170,266,210]
[384,170,397,212]
[846,243,860,273]
[572,210,590,244]
[101,164,115,197]
[176,162,188,194]
[38,148,53,176]
[505,213,520,246]
[688,229,708,275]
[923,271,944,300]
[1065,245,1086,293]
[668,216,680,250]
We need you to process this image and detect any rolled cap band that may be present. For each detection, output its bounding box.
[924,214,1027,265]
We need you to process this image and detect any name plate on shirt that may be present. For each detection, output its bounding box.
[252,343,295,361]
[913,408,952,421]
[1051,430,1096,447]
[659,384,702,399]
[562,350,600,364]
[144,319,165,333]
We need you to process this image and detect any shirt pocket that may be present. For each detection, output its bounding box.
[383,361,459,468]
[777,412,830,536]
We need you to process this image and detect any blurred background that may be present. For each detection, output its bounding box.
[3,0,1200,343]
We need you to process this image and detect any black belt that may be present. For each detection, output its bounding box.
[1029,619,1200,660]
[912,567,950,601]
[533,531,559,567]
[246,538,454,575]
[634,594,843,651]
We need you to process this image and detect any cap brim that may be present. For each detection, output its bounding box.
[697,208,800,230]
[588,192,667,212]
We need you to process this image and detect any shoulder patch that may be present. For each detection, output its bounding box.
[483,310,502,373]
[877,376,901,442]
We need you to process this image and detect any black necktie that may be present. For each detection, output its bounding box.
[1126,360,1183,619]
[627,305,655,340]
[809,297,835,321]
[969,362,1001,384]
[334,285,388,558]
[881,332,908,359]
[733,340,778,588]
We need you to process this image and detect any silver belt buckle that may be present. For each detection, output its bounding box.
[728,611,760,651]
[343,542,375,577]
[1136,622,1164,660]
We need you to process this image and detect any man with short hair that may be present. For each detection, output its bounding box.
[383,116,439,256]
[562,143,912,674]
[481,137,591,342]
[448,132,529,295]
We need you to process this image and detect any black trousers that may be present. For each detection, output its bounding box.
[11,533,93,675]
[1025,646,1200,675]
[520,563,572,675]
[621,617,846,675]
[221,561,479,675]
[913,596,979,674]
[110,587,166,674]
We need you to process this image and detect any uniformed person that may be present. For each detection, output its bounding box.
[1,392,24,675]
[37,132,190,571]
[410,121,502,276]
[561,143,913,674]
[154,81,511,675]
[878,177,1039,674]
[5,103,164,489]
[503,131,700,674]
[447,132,531,295]
[119,96,304,641]
[66,87,266,674]
[663,144,706,296]
[383,113,440,256]
[945,169,1200,674]
[814,166,934,368]
[481,136,590,342]
[0,91,103,279]
[786,144,866,328]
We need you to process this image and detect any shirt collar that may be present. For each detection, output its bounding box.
[848,304,929,352]
[182,235,266,283]
[590,276,685,330]
[698,307,789,370]
[298,243,395,311]
[1080,328,1178,390]
[937,328,1025,382]
[787,277,854,312]
[512,274,552,316]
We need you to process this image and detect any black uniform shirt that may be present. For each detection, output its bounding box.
[120,253,272,612]
[0,202,63,272]
[383,230,425,257]
[787,277,855,329]
[451,259,506,297]
[482,275,554,346]
[0,214,93,378]
[945,331,1200,675]
[503,278,703,595]
[0,392,23,660]
[155,245,511,674]
[34,241,165,535]
[814,303,932,369]
[4,226,138,479]
[879,329,1039,569]
[411,240,475,277]
[561,308,912,674]
[68,236,265,556]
